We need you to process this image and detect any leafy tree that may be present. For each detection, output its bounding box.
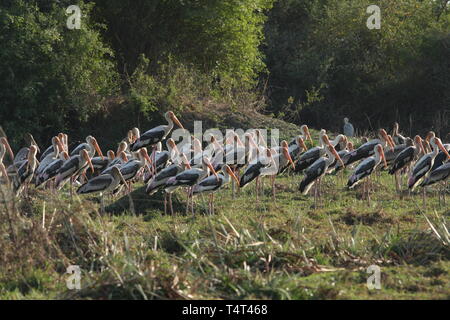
[0,0,118,147]
[92,0,274,88]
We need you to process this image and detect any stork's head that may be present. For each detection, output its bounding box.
[378,129,394,151]
[375,144,387,168]
[107,150,115,160]
[139,148,152,165]
[347,141,354,151]
[426,131,436,142]
[202,157,219,180]
[165,111,184,129]
[300,125,313,144]
[432,137,450,159]
[223,164,239,185]
[282,145,295,170]
[87,136,104,160]
[327,144,344,168]
[80,149,94,173]
[297,136,308,151]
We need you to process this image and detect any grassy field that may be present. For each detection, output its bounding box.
[0,166,448,300]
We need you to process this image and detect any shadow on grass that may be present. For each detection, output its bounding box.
[105,186,214,217]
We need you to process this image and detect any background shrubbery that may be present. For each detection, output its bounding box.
[0,0,448,148]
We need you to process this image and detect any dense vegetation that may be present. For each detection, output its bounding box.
[0,0,449,143]
[0,1,449,300]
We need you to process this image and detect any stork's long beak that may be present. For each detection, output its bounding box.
[304,127,313,145]
[63,134,69,151]
[92,138,104,160]
[283,147,295,170]
[381,130,394,152]
[226,166,240,185]
[83,151,94,173]
[62,151,70,160]
[171,113,184,129]
[206,160,219,181]
[142,149,153,165]
[2,138,14,162]
[418,138,425,155]
[55,137,65,154]
[298,137,308,151]
[330,145,345,169]
[0,163,9,184]
[120,151,129,163]
[436,139,450,159]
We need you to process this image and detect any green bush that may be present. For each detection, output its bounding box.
[0,0,119,147]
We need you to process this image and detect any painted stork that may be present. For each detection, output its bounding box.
[71,135,104,160]
[294,129,331,173]
[35,136,65,180]
[239,148,274,202]
[55,149,94,198]
[333,141,355,173]
[144,139,179,183]
[13,145,39,197]
[289,125,313,148]
[146,154,191,215]
[420,162,450,205]
[430,143,450,172]
[119,148,152,190]
[384,136,413,165]
[193,164,240,215]
[101,151,129,176]
[408,137,450,196]
[10,134,40,172]
[130,111,184,152]
[77,166,129,212]
[388,135,424,192]
[91,150,116,173]
[345,129,394,167]
[35,150,70,188]
[347,144,387,204]
[165,157,218,215]
[267,142,296,200]
[40,133,65,161]
[299,140,344,207]
[287,136,308,163]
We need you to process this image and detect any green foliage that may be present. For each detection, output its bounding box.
[264,0,450,135]
[0,0,118,147]
[92,0,274,88]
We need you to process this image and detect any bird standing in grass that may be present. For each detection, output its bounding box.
[165,157,218,215]
[77,166,129,212]
[300,136,345,208]
[347,144,387,205]
[193,164,240,215]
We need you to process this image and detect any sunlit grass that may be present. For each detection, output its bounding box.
[0,166,448,300]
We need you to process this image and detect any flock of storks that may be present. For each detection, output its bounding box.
[0,112,449,215]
